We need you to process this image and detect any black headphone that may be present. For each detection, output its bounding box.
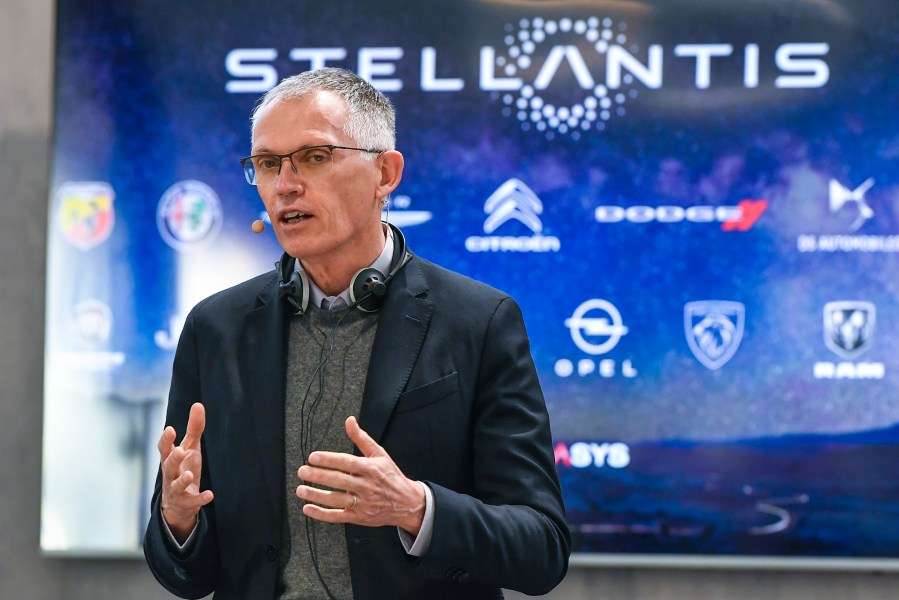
[276,222,411,315]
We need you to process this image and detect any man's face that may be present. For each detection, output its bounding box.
[251,91,388,269]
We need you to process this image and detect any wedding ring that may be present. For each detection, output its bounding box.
[347,494,358,510]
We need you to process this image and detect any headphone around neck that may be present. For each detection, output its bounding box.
[276,222,411,315]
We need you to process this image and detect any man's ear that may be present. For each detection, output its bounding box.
[375,150,404,198]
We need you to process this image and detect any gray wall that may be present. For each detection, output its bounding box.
[1,1,896,598]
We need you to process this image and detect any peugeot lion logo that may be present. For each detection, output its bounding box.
[483,178,543,234]
[684,301,745,370]
[823,301,875,359]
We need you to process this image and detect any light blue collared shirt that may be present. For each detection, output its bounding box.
[302,225,395,310]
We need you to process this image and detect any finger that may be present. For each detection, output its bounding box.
[168,471,215,505]
[175,483,215,508]
[171,469,196,495]
[161,446,186,480]
[302,502,356,524]
[298,464,356,491]
[296,485,355,510]
[305,450,362,474]
[345,416,385,458]
[165,490,215,515]
[157,426,176,461]
[181,403,206,448]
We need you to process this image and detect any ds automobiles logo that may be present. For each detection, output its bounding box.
[829,178,875,232]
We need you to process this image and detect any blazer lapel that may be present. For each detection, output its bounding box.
[240,276,287,515]
[359,257,432,444]
[235,259,431,498]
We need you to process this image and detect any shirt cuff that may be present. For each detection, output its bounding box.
[397,481,434,557]
[161,510,199,555]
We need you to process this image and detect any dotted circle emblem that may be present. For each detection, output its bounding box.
[495,17,639,139]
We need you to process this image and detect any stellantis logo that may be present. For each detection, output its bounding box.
[465,178,560,252]
[492,17,828,138]
[684,300,745,370]
[225,17,830,140]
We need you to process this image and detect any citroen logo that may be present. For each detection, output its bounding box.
[483,178,543,234]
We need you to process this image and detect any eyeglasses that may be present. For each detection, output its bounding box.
[239,144,383,186]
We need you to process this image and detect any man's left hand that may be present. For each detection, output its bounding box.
[296,416,426,536]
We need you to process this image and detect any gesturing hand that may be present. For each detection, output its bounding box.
[157,402,215,543]
[296,416,426,535]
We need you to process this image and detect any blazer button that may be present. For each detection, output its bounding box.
[265,545,278,561]
[445,567,468,581]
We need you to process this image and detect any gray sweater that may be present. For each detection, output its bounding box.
[279,304,379,599]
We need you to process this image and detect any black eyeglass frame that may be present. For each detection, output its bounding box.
[239,144,384,185]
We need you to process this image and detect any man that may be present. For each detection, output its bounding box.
[144,67,570,599]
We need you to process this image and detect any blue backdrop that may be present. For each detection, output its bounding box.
[42,0,899,565]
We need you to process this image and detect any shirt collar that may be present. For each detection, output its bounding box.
[300,225,395,310]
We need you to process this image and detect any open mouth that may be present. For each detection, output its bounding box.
[282,211,311,224]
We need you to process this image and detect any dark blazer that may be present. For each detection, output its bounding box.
[144,253,570,599]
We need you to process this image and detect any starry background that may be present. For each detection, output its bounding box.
[45,0,899,558]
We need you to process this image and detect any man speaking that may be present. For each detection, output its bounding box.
[144,67,570,599]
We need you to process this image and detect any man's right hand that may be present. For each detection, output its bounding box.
[157,402,215,543]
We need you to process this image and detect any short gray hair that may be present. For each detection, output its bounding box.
[250,67,396,152]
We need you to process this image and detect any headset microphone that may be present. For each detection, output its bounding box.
[251,213,271,234]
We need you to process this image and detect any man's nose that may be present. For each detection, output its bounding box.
[275,155,304,190]
[281,154,298,175]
